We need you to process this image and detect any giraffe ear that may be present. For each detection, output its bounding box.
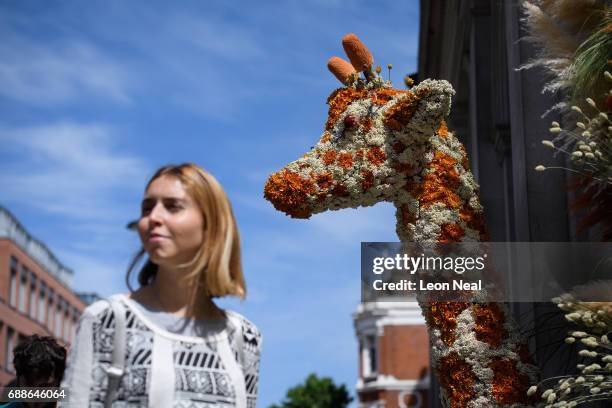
[342,33,373,72]
[385,79,455,133]
[327,56,357,85]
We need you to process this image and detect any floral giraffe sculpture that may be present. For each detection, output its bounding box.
[264,34,538,407]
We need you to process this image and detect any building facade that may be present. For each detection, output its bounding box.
[353,301,429,408]
[0,206,88,385]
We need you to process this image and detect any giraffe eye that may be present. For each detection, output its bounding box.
[344,115,360,129]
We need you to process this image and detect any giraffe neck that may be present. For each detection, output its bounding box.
[392,128,488,244]
[388,129,537,407]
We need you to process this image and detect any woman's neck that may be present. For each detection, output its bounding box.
[132,265,224,320]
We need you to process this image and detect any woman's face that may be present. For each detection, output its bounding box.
[138,175,204,268]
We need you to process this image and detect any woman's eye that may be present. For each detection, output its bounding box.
[166,203,182,212]
[141,206,152,216]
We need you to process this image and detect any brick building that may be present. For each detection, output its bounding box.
[0,206,88,385]
[353,301,429,408]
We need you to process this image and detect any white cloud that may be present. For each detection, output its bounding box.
[165,13,265,61]
[0,121,149,220]
[0,31,131,105]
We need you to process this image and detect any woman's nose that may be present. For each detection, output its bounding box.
[148,202,165,223]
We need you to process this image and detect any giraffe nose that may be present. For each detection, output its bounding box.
[264,169,315,219]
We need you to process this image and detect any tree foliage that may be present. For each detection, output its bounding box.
[269,373,353,408]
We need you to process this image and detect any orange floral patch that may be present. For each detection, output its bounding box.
[355,149,364,160]
[331,183,349,197]
[416,152,462,209]
[326,88,368,131]
[437,120,449,138]
[322,149,338,165]
[425,301,470,346]
[320,132,332,144]
[473,303,507,347]
[383,92,419,131]
[438,352,476,408]
[366,147,386,166]
[361,116,373,133]
[372,88,409,106]
[263,170,314,219]
[490,357,534,406]
[337,152,353,169]
[439,223,465,243]
[315,172,334,189]
[459,206,489,240]
[361,169,374,191]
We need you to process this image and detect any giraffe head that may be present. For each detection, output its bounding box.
[264,34,455,219]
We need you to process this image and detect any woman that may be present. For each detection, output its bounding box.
[60,163,262,407]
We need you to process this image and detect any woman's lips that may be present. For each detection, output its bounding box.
[148,234,168,243]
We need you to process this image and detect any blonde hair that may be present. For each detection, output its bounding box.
[126,163,246,302]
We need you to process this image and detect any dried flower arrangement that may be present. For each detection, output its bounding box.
[527,281,612,406]
[522,0,612,239]
[521,3,612,405]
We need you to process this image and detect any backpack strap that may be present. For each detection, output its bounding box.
[233,313,245,367]
[104,297,127,408]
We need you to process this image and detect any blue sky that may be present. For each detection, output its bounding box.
[0,1,419,405]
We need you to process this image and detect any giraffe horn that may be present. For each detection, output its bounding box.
[327,56,357,85]
[342,33,374,72]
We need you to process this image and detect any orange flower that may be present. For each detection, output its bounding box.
[322,149,338,165]
[438,352,476,408]
[366,146,386,166]
[489,357,534,405]
[326,88,367,131]
[437,120,449,138]
[383,91,419,131]
[418,152,462,209]
[263,170,314,219]
[439,223,465,243]
[472,303,507,347]
[425,302,470,346]
[361,169,374,191]
[337,152,353,169]
[315,172,334,189]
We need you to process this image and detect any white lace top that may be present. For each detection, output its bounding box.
[59,294,262,407]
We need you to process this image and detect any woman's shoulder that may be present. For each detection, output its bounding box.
[224,310,262,347]
[78,293,126,321]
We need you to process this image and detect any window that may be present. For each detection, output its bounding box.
[29,275,37,319]
[47,290,55,330]
[362,335,378,378]
[6,327,14,373]
[9,257,18,308]
[38,283,46,323]
[71,316,78,343]
[63,308,70,341]
[55,298,62,338]
[18,266,28,313]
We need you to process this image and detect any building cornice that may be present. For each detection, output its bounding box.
[0,206,73,286]
[353,301,426,336]
[357,375,430,392]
